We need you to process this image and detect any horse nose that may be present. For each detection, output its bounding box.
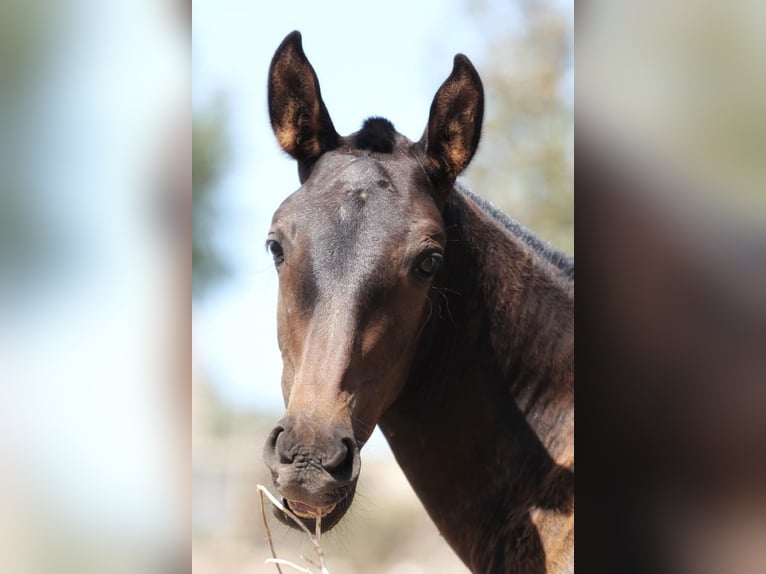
[263,422,359,482]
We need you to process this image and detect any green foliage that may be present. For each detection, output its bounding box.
[0,1,52,110]
[0,1,59,296]
[192,104,229,298]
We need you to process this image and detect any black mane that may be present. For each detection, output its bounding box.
[459,185,574,280]
[354,117,397,153]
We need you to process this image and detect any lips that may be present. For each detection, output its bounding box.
[285,499,338,519]
[272,484,357,532]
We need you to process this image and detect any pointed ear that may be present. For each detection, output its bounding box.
[268,31,340,173]
[421,54,484,185]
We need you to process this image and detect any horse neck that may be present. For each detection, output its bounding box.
[379,189,574,571]
[446,189,575,422]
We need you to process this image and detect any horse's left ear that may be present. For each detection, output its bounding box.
[421,54,484,187]
[268,31,340,180]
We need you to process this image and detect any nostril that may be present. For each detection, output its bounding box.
[274,428,294,464]
[322,442,348,472]
[264,425,294,467]
[267,426,283,446]
[323,437,357,480]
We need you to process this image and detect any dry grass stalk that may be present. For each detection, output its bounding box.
[265,558,312,573]
[257,484,331,574]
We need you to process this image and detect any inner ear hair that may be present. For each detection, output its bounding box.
[423,54,484,183]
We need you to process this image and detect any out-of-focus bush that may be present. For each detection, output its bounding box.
[464,0,574,254]
[192,104,229,299]
[579,0,766,224]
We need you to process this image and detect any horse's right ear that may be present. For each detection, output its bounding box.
[268,31,340,179]
[420,54,484,188]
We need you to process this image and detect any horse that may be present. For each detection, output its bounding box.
[262,31,574,573]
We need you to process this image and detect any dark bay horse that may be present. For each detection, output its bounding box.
[262,31,574,573]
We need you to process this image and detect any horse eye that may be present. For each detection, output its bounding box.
[416,253,443,277]
[266,239,284,264]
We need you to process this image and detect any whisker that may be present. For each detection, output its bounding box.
[416,294,434,340]
[433,286,456,325]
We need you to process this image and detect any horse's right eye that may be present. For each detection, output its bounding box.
[266,239,285,265]
[415,252,443,278]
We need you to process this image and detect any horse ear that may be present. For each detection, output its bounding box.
[268,31,340,175]
[421,54,484,185]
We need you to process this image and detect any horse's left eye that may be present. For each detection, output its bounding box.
[266,239,285,265]
[416,253,443,278]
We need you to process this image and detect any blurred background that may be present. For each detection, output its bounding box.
[579,2,766,573]
[192,1,572,572]
[0,0,189,573]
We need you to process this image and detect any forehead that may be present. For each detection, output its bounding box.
[273,152,439,231]
[307,151,423,199]
[271,152,444,288]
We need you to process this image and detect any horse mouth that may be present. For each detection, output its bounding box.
[285,499,337,519]
[273,486,356,532]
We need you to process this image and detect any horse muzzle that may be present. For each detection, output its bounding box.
[263,419,361,531]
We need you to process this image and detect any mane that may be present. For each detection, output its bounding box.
[457,183,574,280]
[353,117,396,153]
